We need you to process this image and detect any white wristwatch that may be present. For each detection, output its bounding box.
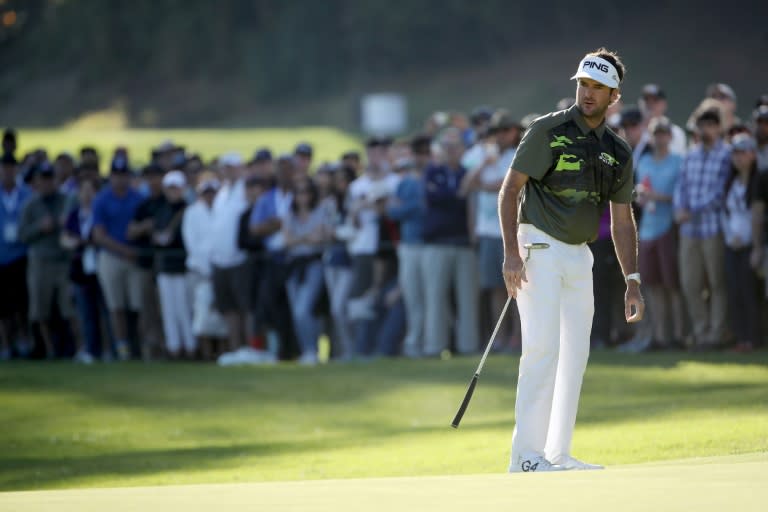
[625,272,642,285]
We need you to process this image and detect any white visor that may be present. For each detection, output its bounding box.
[570,56,621,89]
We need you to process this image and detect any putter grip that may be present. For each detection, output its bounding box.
[450,374,479,428]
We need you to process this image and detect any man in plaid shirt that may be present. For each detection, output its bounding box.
[673,108,731,349]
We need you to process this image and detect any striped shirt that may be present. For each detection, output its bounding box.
[673,140,731,238]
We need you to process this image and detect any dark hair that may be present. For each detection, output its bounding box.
[410,134,432,156]
[586,47,626,84]
[291,179,319,214]
[697,108,721,125]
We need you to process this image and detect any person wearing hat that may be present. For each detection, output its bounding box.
[461,109,524,352]
[92,159,145,361]
[18,163,77,359]
[639,84,687,156]
[706,83,739,131]
[499,48,642,472]
[673,108,731,350]
[753,106,768,172]
[0,153,33,360]
[249,148,275,182]
[718,134,761,353]
[151,170,193,359]
[293,142,313,179]
[182,173,227,360]
[634,116,686,351]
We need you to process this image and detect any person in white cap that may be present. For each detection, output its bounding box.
[499,48,644,472]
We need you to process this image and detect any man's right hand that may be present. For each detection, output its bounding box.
[502,252,526,299]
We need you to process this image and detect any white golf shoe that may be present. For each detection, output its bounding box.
[556,455,604,470]
[509,455,565,473]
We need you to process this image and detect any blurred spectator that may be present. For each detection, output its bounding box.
[468,106,493,146]
[283,180,331,365]
[673,108,731,349]
[183,174,227,360]
[61,177,113,362]
[461,111,523,350]
[152,171,193,359]
[635,117,685,349]
[638,84,687,155]
[237,175,269,355]
[341,151,362,175]
[209,153,252,355]
[294,142,313,178]
[2,129,17,158]
[422,127,479,356]
[706,83,739,131]
[249,149,274,182]
[323,165,356,361]
[153,141,176,172]
[620,106,650,165]
[249,155,299,361]
[0,154,33,360]
[127,164,166,359]
[79,146,100,172]
[54,152,78,197]
[387,156,426,358]
[556,97,575,111]
[410,134,433,170]
[18,163,77,359]
[721,135,761,352]
[754,106,768,172]
[92,161,145,360]
[345,138,400,358]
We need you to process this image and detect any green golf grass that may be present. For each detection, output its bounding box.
[16,127,363,167]
[1,351,766,493]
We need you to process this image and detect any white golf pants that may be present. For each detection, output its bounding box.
[510,223,594,468]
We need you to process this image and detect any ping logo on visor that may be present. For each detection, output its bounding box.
[570,56,620,89]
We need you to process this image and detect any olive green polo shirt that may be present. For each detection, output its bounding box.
[510,104,634,244]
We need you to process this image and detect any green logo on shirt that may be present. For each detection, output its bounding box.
[550,135,574,148]
[554,153,582,171]
[599,152,619,167]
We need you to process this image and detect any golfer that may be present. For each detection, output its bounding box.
[499,48,644,472]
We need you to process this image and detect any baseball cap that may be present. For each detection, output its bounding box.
[570,55,621,88]
[648,116,672,134]
[162,170,186,188]
[620,106,644,127]
[641,84,666,99]
[294,143,313,157]
[252,148,272,163]
[488,110,522,133]
[219,152,243,167]
[731,134,757,152]
[470,106,493,125]
[707,83,737,102]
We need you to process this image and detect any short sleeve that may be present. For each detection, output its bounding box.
[610,156,635,204]
[509,120,552,180]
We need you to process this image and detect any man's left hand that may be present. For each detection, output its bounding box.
[624,283,645,323]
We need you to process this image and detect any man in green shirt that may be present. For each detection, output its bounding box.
[499,48,644,472]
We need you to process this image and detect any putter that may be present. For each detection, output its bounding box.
[450,242,550,429]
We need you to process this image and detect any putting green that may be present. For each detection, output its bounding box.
[1,453,765,512]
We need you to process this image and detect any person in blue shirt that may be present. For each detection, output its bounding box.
[421,127,479,356]
[636,116,685,349]
[0,154,33,359]
[92,164,145,360]
[387,155,426,358]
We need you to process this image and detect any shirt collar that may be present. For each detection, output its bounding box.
[570,104,606,139]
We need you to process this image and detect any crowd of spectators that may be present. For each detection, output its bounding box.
[1,82,767,364]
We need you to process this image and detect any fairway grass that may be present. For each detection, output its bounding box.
[1,454,766,512]
[1,352,767,494]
